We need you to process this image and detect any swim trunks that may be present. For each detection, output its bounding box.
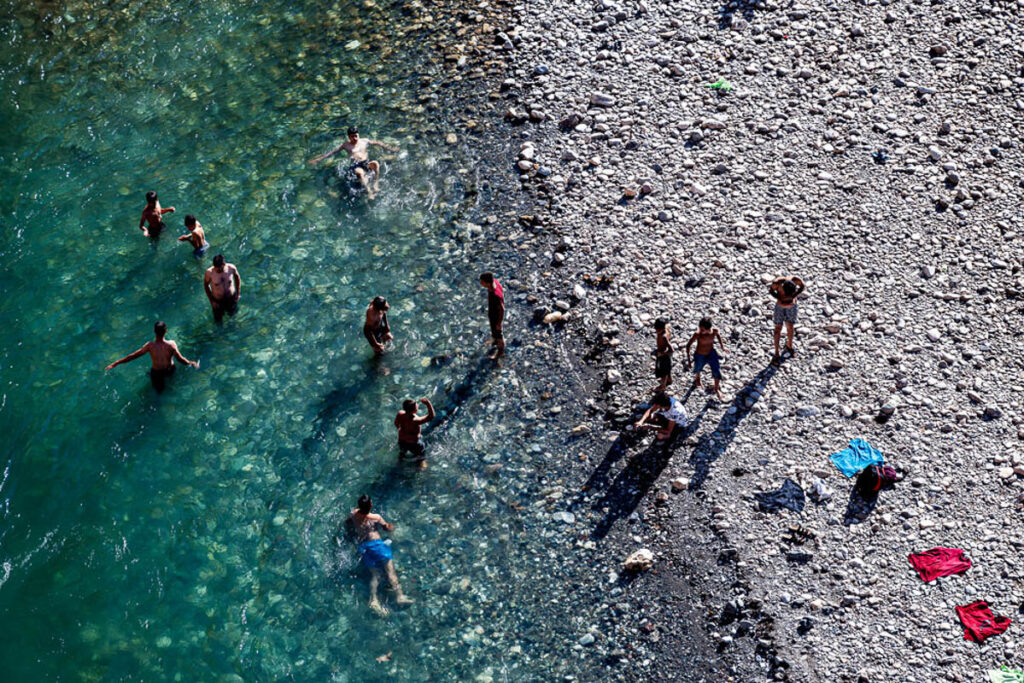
[773,302,798,325]
[693,350,722,379]
[358,539,393,570]
[149,364,176,393]
[655,353,672,379]
[349,159,371,174]
[213,296,238,321]
[398,439,425,460]
[193,241,210,258]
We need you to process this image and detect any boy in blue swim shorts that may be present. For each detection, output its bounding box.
[685,317,728,400]
[347,495,414,616]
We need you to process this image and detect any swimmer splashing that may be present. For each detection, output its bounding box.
[307,126,399,200]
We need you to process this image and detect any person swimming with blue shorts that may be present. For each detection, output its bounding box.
[346,495,414,616]
[178,214,209,257]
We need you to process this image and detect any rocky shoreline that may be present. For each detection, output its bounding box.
[448,0,1024,680]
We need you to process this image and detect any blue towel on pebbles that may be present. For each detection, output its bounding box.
[830,438,884,477]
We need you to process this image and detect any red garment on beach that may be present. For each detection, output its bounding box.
[955,601,1011,643]
[907,547,972,582]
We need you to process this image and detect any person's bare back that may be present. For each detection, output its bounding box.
[349,510,389,542]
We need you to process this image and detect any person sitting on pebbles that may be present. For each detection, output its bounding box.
[769,275,805,366]
[307,126,399,200]
[633,391,688,442]
[346,495,414,616]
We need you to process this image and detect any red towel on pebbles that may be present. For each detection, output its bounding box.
[955,601,1011,643]
[907,547,972,582]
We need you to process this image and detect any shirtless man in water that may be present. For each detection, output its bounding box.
[105,321,199,392]
[346,495,414,616]
[177,215,208,258]
[203,254,241,322]
[394,398,435,469]
[138,190,175,237]
[307,126,399,200]
[363,296,393,354]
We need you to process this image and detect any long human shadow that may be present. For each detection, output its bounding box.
[842,486,879,526]
[688,364,778,490]
[582,407,707,541]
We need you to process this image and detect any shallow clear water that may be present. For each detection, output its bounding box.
[0,2,588,680]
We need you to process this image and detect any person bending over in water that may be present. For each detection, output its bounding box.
[178,214,208,257]
[307,126,399,200]
[105,321,199,393]
[346,495,414,617]
[394,398,434,469]
[203,254,241,323]
[633,391,687,443]
[138,190,174,237]
[363,296,393,355]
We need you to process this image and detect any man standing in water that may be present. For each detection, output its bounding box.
[138,190,175,237]
[346,495,414,616]
[307,126,399,200]
[768,275,805,366]
[363,296,393,355]
[394,398,435,469]
[105,321,199,392]
[479,271,505,359]
[203,254,241,322]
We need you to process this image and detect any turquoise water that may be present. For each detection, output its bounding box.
[0,2,589,680]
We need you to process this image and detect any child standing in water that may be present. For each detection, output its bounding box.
[138,190,174,237]
[652,317,673,392]
[177,215,208,257]
[685,317,728,400]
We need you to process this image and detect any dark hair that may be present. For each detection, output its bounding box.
[371,296,388,311]
[652,391,671,407]
[347,127,358,136]
[213,254,225,267]
[479,271,494,285]
[782,280,797,297]
[357,495,372,513]
[402,399,416,412]
[654,317,668,331]
[154,321,167,336]
[184,214,197,227]
[145,190,157,204]
[699,317,712,330]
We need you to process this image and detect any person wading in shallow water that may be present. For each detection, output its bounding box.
[177,214,208,258]
[138,190,174,237]
[768,275,805,366]
[307,126,399,201]
[479,271,505,359]
[203,254,241,323]
[363,296,393,355]
[346,495,414,617]
[105,321,199,393]
[394,398,435,469]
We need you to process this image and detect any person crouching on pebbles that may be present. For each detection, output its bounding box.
[394,398,435,469]
[479,271,505,359]
[685,317,728,400]
[633,391,687,442]
[769,275,805,366]
[346,495,414,616]
[651,317,673,392]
